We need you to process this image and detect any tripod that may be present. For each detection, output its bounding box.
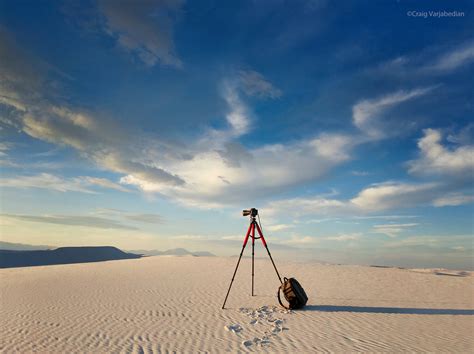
[221,209,283,309]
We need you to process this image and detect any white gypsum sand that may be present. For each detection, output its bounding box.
[0,256,473,352]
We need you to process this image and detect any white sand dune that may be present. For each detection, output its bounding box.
[1,256,473,352]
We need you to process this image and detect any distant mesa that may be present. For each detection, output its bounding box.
[0,246,141,269]
[128,248,216,257]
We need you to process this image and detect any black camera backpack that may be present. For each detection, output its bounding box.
[277,277,308,310]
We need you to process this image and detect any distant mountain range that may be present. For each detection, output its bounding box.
[0,246,141,268]
[0,241,52,251]
[128,248,216,257]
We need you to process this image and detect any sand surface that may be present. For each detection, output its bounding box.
[1,256,473,352]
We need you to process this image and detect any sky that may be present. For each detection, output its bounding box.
[0,0,473,269]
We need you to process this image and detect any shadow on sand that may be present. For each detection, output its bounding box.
[305,305,474,315]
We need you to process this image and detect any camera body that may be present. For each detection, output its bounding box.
[242,208,258,217]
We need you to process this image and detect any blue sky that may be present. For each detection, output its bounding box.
[0,0,473,269]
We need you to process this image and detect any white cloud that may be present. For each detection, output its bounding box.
[221,235,246,241]
[372,223,418,238]
[279,235,318,245]
[266,224,293,232]
[266,178,473,218]
[93,208,163,224]
[447,123,474,145]
[98,151,185,187]
[238,70,282,99]
[429,41,474,72]
[350,181,441,211]
[0,93,27,112]
[325,233,361,241]
[351,170,369,176]
[352,215,419,220]
[6,103,186,189]
[20,106,120,151]
[0,173,135,194]
[221,81,251,137]
[408,128,474,177]
[81,176,130,193]
[0,173,95,194]
[2,213,138,230]
[97,0,183,67]
[433,193,474,207]
[383,234,473,250]
[0,142,11,152]
[267,182,439,217]
[210,70,280,141]
[119,131,356,207]
[371,41,474,78]
[266,194,350,217]
[352,87,433,139]
[309,133,353,161]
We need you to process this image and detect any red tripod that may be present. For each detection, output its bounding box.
[222,208,282,309]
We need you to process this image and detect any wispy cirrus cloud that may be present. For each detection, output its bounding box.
[238,70,282,99]
[278,235,318,245]
[432,193,474,207]
[81,176,130,193]
[94,208,164,224]
[124,213,164,224]
[1,213,138,230]
[428,41,474,72]
[372,223,419,238]
[0,173,131,194]
[96,0,184,67]
[324,233,361,241]
[383,234,473,251]
[351,170,370,176]
[371,41,474,78]
[213,69,281,139]
[221,80,252,137]
[352,87,434,139]
[266,224,293,232]
[0,173,96,194]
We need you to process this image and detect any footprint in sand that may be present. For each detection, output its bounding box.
[225,324,243,333]
[238,305,292,347]
[242,336,271,348]
[242,340,253,347]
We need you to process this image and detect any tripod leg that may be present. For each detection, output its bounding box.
[255,222,283,284]
[222,223,253,309]
[251,222,255,296]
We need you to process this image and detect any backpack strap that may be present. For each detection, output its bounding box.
[277,284,290,309]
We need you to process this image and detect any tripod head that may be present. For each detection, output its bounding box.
[242,208,258,218]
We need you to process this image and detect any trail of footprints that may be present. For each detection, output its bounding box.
[225,306,292,348]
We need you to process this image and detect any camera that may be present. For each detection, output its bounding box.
[242,208,258,217]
